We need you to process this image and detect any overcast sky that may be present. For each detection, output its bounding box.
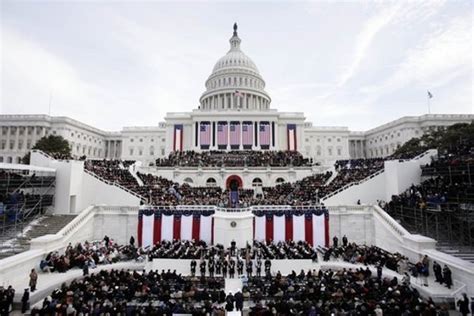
[1,0,472,131]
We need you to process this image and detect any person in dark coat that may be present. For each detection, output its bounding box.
[443,265,452,289]
[82,261,89,276]
[225,293,235,311]
[222,259,228,278]
[333,236,338,248]
[190,259,197,276]
[129,236,135,247]
[457,293,470,316]
[377,264,383,280]
[21,289,29,313]
[342,235,348,247]
[229,259,235,278]
[29,269,38,292]
[199,259,206,277]
[208,258,215,278]
[103,235,110,247]
[264,259,271,274]
[256,259,262,277]
[433,261,443,283]
[234,291,244,311]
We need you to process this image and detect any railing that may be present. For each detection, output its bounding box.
[139,204,327,213]
[372,204,409,238]
[83,169,146,202]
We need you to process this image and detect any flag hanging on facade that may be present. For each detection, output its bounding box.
[259,122,270,147]
[242,122,253,148]
[230,122,240,147]
[217,122,228,147]
[200,122,211,146]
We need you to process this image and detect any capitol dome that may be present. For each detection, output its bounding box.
[199,23,271,111]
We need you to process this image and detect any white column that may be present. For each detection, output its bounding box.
[240,121,243,150]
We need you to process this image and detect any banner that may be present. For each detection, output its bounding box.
[174,124,183,151]
[252,209,329,247]
[287,124,297,151]
[138,209,215,247]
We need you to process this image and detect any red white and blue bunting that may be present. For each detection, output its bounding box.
[138,209,215,248]
[252,209,329,247]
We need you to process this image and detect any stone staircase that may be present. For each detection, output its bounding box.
[436,243,474,264]
[0,214,76,259]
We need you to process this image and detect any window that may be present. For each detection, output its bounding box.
[19,128,24,136]
[18,141,23,150]
[130,138,134,143]
[337,148,342,156]
[2,128,7,136]
[9,141,14,150]
[130,148,134,155]
[328,138,332,142]
[1,141,5,150]
[337,138,341,142]
[139,138,143,142]
[27,141,32,149]
[149,146,154,156]
[206,177,217,187]
[328,148,332,156]
[138,149,143,156]
[161,148,165,155]
[0,157,3,163]
[275,178,285,184]
[252,178,263,187]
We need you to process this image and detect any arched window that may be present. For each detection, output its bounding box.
[184,177,194,184]
[275,177,285,184]
[206,177,217,187]
[252,178,263,187]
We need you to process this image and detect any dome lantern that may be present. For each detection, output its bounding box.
[198,23,271,112]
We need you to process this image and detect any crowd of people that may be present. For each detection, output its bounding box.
[244,268,446,315]
[0,286,15,315]
[84,160,139,191]
[85,157,390,206]
[147,240,318,262]
[39,237,141,273]
[321,238,409,273]
[30,269,227,315]
[155,150,314,167]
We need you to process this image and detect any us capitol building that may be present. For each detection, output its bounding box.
[1,24,472,167]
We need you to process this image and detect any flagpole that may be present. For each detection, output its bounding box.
[427,95,431,114]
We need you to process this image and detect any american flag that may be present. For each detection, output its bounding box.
[200,123,210,146]
[217,122,228,145]
[230,122,240,146]
[234,90,244,97]
[259,123,270,146]
[242,123,252,146]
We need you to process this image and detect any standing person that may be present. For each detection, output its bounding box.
[222,259,228,278]
[103,235,110,247]
[433,261,443,283]
[377,264,383,280]
[443,265,452,289]
[225,292,235,311]
[200,259,206,277]
[264,258,271,275]
[256,259,262,277]
[342,235,348,247]
[246,260,253,277]
[29,269,38,292]
[82,261,89,276]
[234,291,244,311]
[457,293,470,316]
[21,289,29,313]
[333,236,338,248]
[129,236,135,247]
[216,259,222,275]
[208,258,215,278]
[190,259,197,276]
[229,259,235,278]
